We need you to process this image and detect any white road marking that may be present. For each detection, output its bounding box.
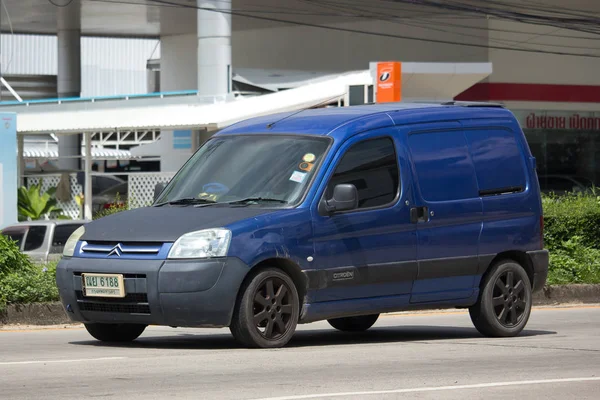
[255,377,600,400]
[0,357,126,366]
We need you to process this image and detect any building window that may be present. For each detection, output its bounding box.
[515,111,600,194]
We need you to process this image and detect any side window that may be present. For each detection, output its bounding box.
[408,130,478,202]
[51,224,83,252]
[327,137,400,209]
[464,128,526,194]
[23,226,47,252]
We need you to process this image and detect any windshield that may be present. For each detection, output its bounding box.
[156,134,330,206]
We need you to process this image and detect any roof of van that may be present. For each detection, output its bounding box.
[218,102,514,141]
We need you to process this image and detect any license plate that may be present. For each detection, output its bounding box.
[82,273,125,298]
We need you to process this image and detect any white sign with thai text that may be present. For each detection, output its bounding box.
[513,110,600,131]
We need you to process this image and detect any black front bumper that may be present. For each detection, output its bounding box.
[56,257,249,328]
[528,249,549,293]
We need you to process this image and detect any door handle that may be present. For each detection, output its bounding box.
[410,206,429,224]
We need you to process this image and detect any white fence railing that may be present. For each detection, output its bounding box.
[128,172,175,209]
[26,174,83,220]
[24,172,176,220]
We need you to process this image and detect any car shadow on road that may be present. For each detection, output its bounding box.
[68,325,556,350]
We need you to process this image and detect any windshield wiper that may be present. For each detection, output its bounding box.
[154,197,217,207]
[227,197,288,205]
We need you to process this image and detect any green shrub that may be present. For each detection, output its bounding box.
[0,234,33,277]
[0,263,59,312]
[542,192,600,250]
[547,236,600,284]
[543,192,600,285]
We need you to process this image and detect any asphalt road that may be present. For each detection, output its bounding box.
[1,306,599,400]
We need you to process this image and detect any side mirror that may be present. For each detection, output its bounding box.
[321,184,358,214]
[154,182,166,203]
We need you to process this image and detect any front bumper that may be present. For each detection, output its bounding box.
[56,257,249,328]
[527,249,549,293]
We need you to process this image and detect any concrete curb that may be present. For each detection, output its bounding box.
[1,284,599,326]
[1,302,72,326]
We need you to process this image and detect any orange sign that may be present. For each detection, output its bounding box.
[376,62,402,103]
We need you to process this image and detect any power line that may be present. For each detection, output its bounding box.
[305,0,600,51]
[50,0,600,58]
[150,0,600,58]
[90,0,600,41]
[397,0,600,36]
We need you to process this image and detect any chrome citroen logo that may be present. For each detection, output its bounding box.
[107,244,123,257]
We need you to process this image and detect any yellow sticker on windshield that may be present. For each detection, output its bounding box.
[302,153,316,163]
[198,193,219,201]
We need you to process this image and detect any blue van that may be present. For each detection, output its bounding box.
[56,102,548,348]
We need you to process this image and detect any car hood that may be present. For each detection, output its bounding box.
[81,206,277,242]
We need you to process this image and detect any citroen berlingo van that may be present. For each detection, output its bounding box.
[56,102,548,348]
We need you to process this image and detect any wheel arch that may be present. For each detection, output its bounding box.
[481,251,535,289]
[234,257,309,312]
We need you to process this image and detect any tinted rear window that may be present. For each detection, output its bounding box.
[408,130,478,202]
[465,128,526,193]
[23,226,47,252]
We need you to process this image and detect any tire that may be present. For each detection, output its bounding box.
[469,260,532,337]
[328,314,380,332]
[84,323,147,342]
[230,268,300,348]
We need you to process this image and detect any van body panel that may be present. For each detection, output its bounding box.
[309,128,418,302]
[404,123,483,303]
[226,209,315,272]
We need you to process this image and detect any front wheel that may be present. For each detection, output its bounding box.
[469,260,532,337]
[328,314,380,332]
[230,268,300,348]
[84,323,146,342]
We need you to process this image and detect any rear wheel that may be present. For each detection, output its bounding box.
[328,314,379,332]
[230,268,300,348]
[84,323,146,342]
[469,260,532,337]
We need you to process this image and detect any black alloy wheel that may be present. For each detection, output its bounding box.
[469,260,532,337]
[492,270,528,328]
[230,268,300,348]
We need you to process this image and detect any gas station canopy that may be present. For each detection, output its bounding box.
[4,62,492,136]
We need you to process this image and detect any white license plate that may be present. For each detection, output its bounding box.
[82,273,125,298]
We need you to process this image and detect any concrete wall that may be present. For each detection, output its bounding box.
[487,20,600,86]
[159,34,198,91]
[232,18,489,72]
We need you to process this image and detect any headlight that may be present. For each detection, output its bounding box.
[63,226,85,257]
[168,228,231,259]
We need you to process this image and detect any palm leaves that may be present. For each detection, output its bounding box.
[17,183,69,221]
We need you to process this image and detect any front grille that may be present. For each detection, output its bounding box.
[78,241,165,259]
[75,289,150,315]
[79,303,151,314]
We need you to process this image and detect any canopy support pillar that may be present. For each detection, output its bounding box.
[84,132,92,220]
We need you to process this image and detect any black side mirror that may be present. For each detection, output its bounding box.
[154,182,166,203]
[321,184,358,214]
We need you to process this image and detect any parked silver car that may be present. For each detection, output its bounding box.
[1,220,88,264]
